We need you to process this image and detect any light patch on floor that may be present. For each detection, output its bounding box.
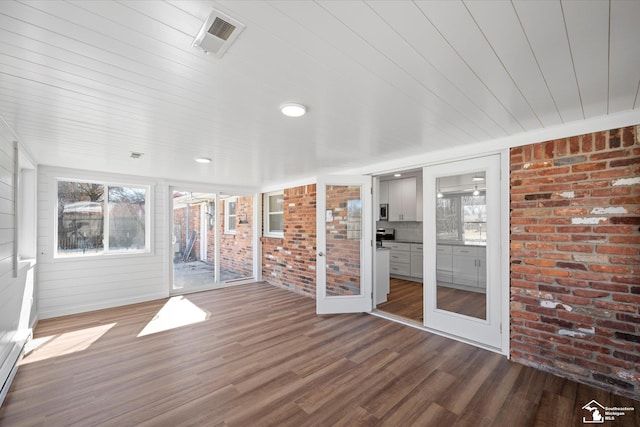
[137,296,210,337]
[21,323,116,364]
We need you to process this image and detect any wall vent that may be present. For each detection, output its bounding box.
[193,9,245,58]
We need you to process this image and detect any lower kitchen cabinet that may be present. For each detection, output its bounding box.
[437,244,486,290]
[410,243,423,278]
[382,241,422,281]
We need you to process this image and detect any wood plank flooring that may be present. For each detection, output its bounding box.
[1,282,638,426]
[376,278,486,322]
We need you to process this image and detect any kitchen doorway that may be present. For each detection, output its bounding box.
[374,170,424,323]
[373,153,506,352]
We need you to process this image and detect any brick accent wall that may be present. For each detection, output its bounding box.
[509,125,640,399]
[262,185,316,297]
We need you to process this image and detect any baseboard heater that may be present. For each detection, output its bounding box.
[0,336,31,407]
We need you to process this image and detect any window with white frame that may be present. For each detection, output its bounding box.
[224,198,237,234]
[264,191,284,238]
[56,180,149,257]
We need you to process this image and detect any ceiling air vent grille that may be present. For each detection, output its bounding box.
[208,17,235,41]
[193,9,245,58]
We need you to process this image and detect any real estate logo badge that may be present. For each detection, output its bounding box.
[582,400,635,423]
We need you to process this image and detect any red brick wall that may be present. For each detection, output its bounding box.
[510,125,640,399]
[219,196,253,278]
[262,185,316,297]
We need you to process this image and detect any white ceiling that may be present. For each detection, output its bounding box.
[0,1,638,189]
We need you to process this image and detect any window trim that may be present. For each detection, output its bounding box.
[263,190,284,238]
[54,178,152,258]
[224,197,237,235]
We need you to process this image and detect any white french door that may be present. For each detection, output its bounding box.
[316,176,373,314]
[423,154,503,349]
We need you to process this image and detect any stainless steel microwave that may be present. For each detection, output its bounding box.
[379,203,388,221]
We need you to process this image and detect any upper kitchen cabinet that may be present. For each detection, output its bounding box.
[386,174,423,222]
[379,181,389,205]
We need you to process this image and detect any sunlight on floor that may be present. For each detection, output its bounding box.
[137,296,210,337]
[20,323,117,365]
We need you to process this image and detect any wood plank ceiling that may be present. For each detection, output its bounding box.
[0,1,638,188]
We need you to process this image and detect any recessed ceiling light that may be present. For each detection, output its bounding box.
[394,173,402,177]
[280,103,307,117]
[195,157,211,164]
[472,176,485,181]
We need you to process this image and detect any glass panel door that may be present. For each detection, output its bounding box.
[424,155,502,349]
[316,176,372,314]
[219,194,254,282]
[172,190,217,291]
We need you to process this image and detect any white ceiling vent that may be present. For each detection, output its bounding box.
[193,9,245,58]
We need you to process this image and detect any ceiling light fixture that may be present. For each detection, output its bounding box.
[195,157,212,164]
[280,103,307,117]
[473,184,480,196]
[472,176,485,182]
[394,173,402,177]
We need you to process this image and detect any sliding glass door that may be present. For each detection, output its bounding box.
[171,189,254,293]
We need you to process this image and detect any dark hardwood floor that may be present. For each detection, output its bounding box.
[377,278,486,322]
[1,282,637,426]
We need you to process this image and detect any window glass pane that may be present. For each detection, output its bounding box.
[269,194,283,212]
[462,194,486,243]
[436,196,459,241]
[108,186,147,251]
[57,181,105,255]
[268,213,283,232]
[226,200,236,232]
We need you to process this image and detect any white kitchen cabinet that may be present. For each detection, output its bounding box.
[477,247,487,288]
[436,244,453,283]
[383,241,423,280]
[410,243,423,278]
[439,245,487,289]
[384,241,411,277]
[387,177,417,221]
[452,246,478,287]
[375,249,390,304]
[379,180,389,205]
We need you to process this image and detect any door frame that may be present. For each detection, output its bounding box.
[370,150,510,355]
[316,175,373,314]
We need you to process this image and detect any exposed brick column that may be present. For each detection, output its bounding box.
[509,125,640,399]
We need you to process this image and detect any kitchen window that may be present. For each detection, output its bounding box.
[264,191,284,238]
[224,198,237,234]
[56,180,149,257]
[436,192,486,244]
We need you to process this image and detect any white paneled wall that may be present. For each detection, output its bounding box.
[36,167,168,319]
[0,119,36,406]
